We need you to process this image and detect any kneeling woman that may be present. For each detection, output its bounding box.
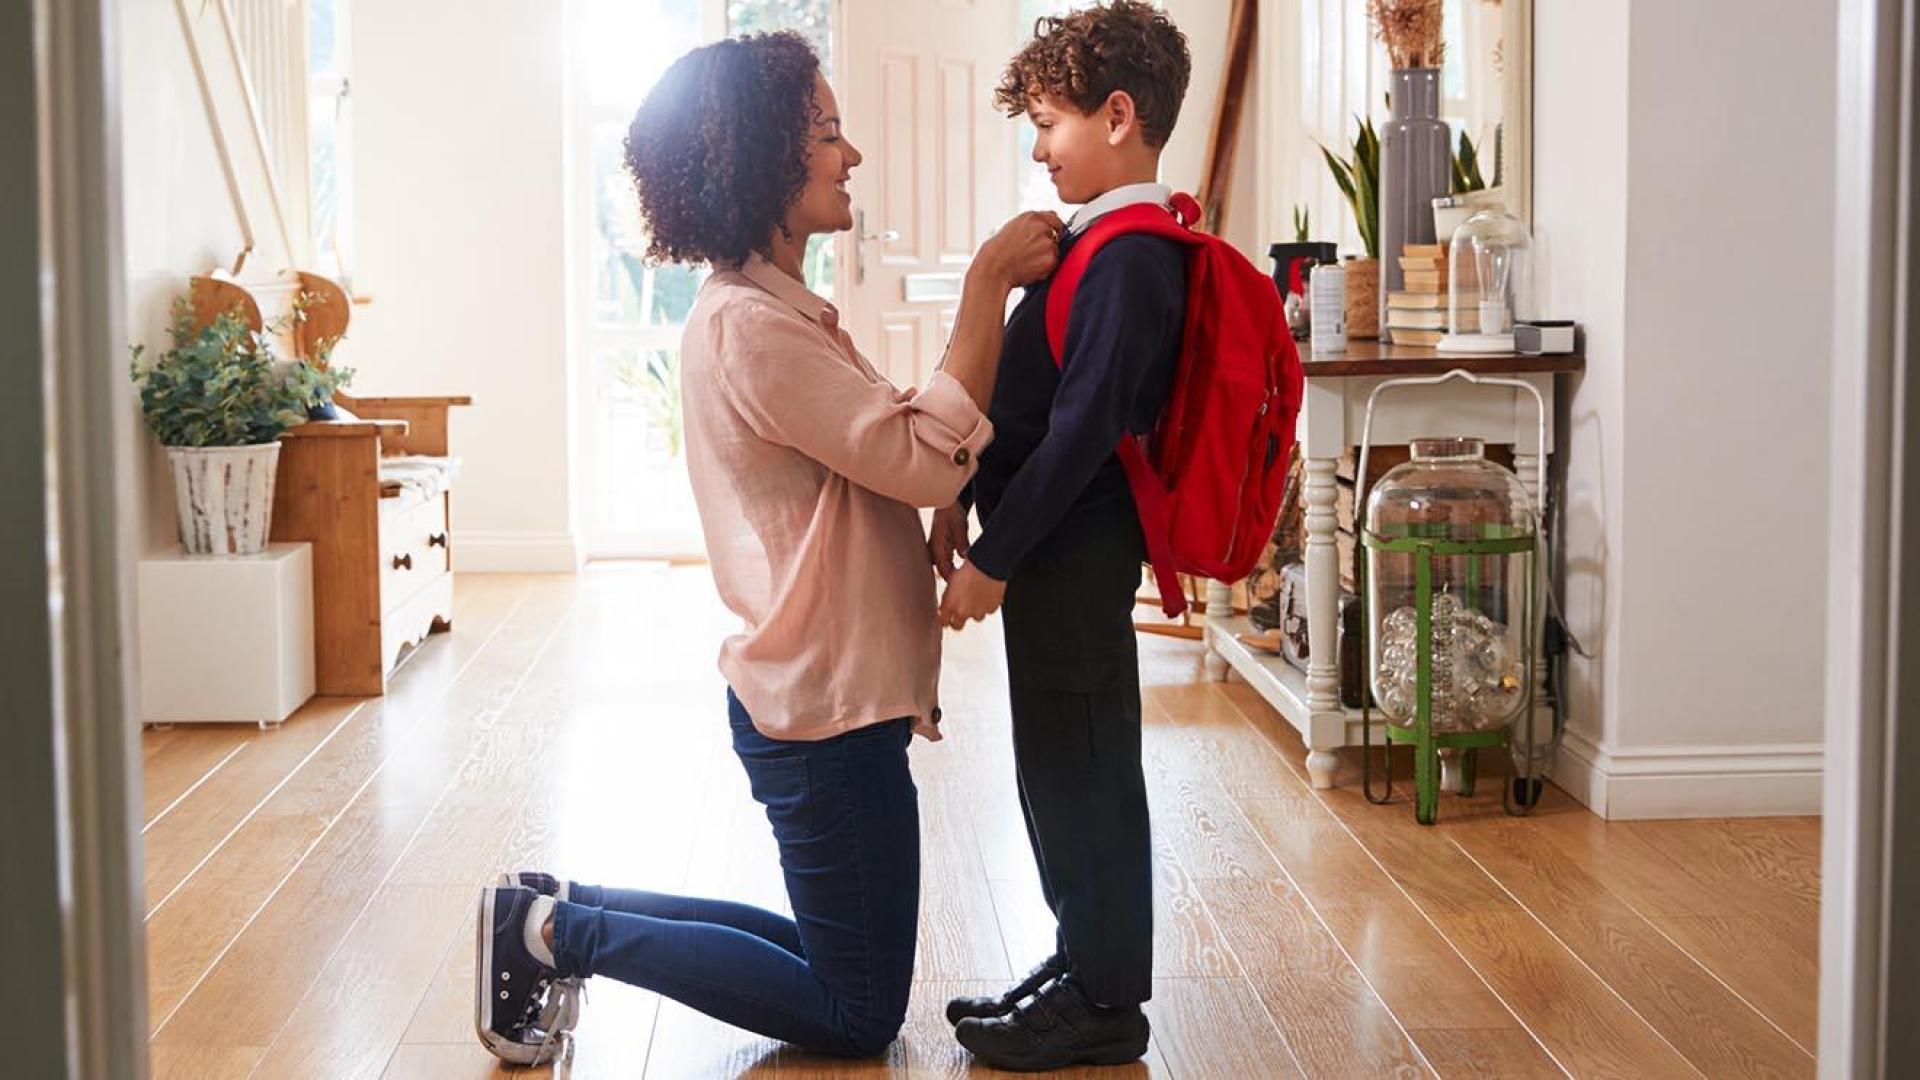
[474,31,1062,1065]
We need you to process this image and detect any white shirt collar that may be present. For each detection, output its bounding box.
[1066,182,1173,236]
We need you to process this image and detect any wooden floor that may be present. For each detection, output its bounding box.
[140,569,1820,1079]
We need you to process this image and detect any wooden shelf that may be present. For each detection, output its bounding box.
[1301,339,1586,378]
[336,393,474,409]
[1204,611,1552,749]
[280,419,408,440]
[1204,612,1386,744]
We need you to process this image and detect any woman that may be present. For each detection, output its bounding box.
[474,31,1062,1065]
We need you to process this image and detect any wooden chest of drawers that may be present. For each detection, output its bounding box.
[270,394,469,696]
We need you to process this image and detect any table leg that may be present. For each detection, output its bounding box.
[1515,447,1552,765]
[1202,578,1232,681]
[1304,454,1343,789]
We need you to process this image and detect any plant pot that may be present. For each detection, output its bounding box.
[167,442,282,556]
[1431,197,1473,251]
[1343,256,1380,340]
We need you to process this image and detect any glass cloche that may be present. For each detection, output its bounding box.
[1438,209,1533,353]
[1364,437,1534,732]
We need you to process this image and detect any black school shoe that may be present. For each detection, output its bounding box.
[475,884,570,1066]
[946,955,1067,1024]
[954,975,1150,1071]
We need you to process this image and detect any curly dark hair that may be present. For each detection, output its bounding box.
[994,0,1191,149]
[624,32,823,266]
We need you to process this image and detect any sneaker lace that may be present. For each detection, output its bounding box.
[539,975,588,1034]
[518,973,586,1066]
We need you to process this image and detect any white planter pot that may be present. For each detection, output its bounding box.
[167,442,282,556]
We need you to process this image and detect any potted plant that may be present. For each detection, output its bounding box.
[1432,131,1493,244]
[130,296,351,555]
[1321,115,1381,339]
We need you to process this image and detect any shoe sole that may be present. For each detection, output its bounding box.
[474,888,564,1067]
[958,1031,1150,1072]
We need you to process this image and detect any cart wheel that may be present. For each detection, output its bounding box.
[1512,776,1544,807]
[1458,750,1479,797]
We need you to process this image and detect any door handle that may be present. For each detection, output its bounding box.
[854,208,901,285]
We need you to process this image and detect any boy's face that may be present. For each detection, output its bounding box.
[1025,92,1127,206]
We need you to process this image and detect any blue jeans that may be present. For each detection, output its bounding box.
[548,690,921,1057]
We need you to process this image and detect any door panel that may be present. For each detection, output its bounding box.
[840,0,1019,388]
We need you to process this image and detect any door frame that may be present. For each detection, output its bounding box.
[1822,0,1917,1074]
[11,0,151,1076]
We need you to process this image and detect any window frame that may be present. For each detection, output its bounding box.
[308,0,355,285]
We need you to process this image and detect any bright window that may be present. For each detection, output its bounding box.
[308,0,353,281]
[571,0,836,559]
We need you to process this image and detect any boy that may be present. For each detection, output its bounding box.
[933,1,1191,1069]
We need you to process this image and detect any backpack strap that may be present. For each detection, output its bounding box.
[1041,195,1202,618]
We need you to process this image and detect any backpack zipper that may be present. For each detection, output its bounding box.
[1221,394,1273,563]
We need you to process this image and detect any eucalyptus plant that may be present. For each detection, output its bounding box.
[129,297,351,448]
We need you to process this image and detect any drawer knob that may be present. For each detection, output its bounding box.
[392,553,413,571]
[428,532,448,548]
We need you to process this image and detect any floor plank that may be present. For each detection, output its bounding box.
[1145,977,1303,1079]
[1449,819,1815,1077]
[142,569,1822,1079]
[142,728,249,828]
[151,579,575,1051]
[253,885,473,1080]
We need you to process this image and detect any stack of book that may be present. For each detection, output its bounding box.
[1385,243,1449,346]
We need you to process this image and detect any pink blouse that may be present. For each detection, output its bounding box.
[680,255,993,741]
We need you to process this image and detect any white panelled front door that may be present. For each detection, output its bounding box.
[838,0,1020,390]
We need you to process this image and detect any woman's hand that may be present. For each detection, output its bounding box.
[927,504,972,581]
[938,560,1007,630]
[972,211,1066,289]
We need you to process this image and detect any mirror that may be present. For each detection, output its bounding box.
[1439,0,1531,225]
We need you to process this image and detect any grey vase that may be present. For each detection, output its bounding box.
[1377,68,1452,336]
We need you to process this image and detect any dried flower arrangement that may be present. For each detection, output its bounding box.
[1369,0,1445,70]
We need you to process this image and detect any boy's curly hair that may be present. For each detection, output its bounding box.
[624,32,823,266]
[994,0,1191,149]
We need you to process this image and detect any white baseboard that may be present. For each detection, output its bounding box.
[1554,728,1824,820]
[454,530,581,573]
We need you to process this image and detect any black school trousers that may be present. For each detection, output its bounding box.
[998,495,1152,1008]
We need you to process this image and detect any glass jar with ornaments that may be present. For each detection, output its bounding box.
[1360,435,1538,824]
[1439,209,1534,353]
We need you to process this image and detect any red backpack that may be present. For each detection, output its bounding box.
[1045,192,1303,618]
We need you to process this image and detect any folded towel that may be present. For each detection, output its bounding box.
[380,455,462,504]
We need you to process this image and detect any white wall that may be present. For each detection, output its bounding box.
[120,0,293,555]
[1252,0,1835,817]
[1618,0,1834,751]
[1161,0,1266,257]
[118,0,577,570]
[1530,1,1630,810]
[1539,0,1834,817]
[348,0,578,571]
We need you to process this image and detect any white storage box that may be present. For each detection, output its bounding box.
[138,542,316,725]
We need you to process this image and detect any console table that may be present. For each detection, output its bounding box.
[1202,342,1586,789]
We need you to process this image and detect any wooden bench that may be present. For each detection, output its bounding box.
[271,392,471,696]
